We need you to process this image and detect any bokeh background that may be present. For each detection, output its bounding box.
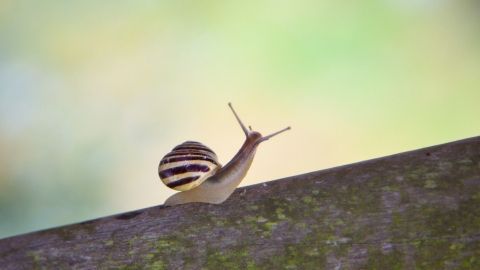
[1,0,479,239]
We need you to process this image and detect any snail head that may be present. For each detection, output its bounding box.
[228,102,291,144]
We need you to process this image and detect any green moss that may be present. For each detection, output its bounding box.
[460,256,479,269]
[412,239,466,269]
[365,248,404,270]
[123,260,155,270]
[264,221,278,231]
[256,216,268,223]
[424,179,437,189]
[104,240,114,247]
[385,193,480,268]
[128,236,139,247]
[148,260,166,270]
[243,215,257,223]
[302,195,313,204]
[426,196,480,236]
[127,234,186,269]
[118,264,143,270]
[156,240,171,249]
[275,208,286,220]
[144,253,155,260]
[27,251,42,270]
[36,139,480,270]
[119,262,158,270]
[204,247,255,270]
[390,194,480,243]
[257,240,327,269]
[295,222,307,229]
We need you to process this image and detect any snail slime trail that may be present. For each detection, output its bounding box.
[158,103,291,206]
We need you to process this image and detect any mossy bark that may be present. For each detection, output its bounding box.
[1,136,479,270]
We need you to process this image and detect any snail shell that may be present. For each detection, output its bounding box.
[158,141,221,191]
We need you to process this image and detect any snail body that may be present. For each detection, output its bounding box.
[159,103,290,206]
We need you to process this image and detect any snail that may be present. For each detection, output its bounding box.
[158,103,290,206]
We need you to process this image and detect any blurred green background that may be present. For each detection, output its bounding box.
[1,0,479,239]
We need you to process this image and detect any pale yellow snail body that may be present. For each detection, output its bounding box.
[158,103,290,206]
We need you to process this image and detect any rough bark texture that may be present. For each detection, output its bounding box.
[1,136,479,270]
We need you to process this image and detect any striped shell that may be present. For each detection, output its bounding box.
[158,141,221,191]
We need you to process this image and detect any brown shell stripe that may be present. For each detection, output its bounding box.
[160,155,219,166]
[164,150,216,158]
[175,142,215,152]
[173,146,215,154]
[175,141,210,146]
[179,141,206,147]
[159,140,220,190]
[166,176,201,188]
[159,164,212,188]
[158,164,211,180]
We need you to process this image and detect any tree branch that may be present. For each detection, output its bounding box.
[1,136,479,269]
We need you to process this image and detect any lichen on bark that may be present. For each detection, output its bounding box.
[0,136,479,269]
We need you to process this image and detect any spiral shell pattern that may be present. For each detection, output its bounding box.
[158,141,221,191]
